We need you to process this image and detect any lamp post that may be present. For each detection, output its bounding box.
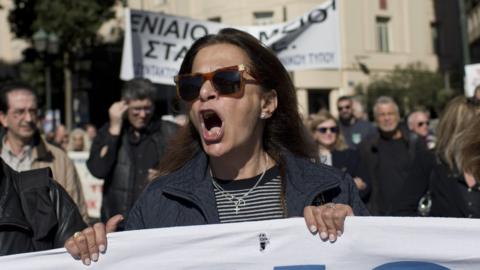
[33,29,59,114]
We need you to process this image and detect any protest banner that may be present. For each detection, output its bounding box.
[1,217,479,269]
[120,0,340,85]
[68,151,103,219]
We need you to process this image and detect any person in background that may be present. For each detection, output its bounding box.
[351,98,369,121]
[67,28,368,266]
[358,96,424,215]
[337,95,376,149]
[457,111,480,182]
[474,85,480,102]
[84,123,97,141]
[54,124,69,150]
[67,128,91,152]
[407,109,436,150]
[87,78,178,228]
[0,81,88,221]
[394,96,480,217]
[310,111,369,199]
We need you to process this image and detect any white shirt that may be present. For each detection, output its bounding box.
[1,137,33,172]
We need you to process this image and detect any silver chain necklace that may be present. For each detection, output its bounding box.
[211,155,269,215]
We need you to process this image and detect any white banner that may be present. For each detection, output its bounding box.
[68,152,103,219]
[464,63,480,97]
[120,0,340,85]
[1,217,479,269]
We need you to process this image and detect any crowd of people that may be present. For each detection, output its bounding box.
[0,28,478,266]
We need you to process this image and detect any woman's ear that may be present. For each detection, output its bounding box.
[260,90,278,119]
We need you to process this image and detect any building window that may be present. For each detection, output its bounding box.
[254,11,274,25]
[431,22,440,55]
[379,0,387,10]
[376,17,390,52]
[208,17,221,23]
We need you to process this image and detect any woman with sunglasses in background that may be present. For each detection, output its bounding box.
[66,28,369,265]
[310,111,369,200]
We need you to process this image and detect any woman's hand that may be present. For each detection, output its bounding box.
[303,203,353,242]
[65,214,124,265]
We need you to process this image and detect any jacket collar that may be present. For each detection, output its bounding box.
[0,132,53,163]
[160,151,341,220]
[161,152,220,223]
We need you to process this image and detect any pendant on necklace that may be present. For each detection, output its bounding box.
[234,198,246,214]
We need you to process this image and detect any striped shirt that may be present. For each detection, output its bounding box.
[213,166,284,223]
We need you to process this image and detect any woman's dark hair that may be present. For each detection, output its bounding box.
[157,28,316,178]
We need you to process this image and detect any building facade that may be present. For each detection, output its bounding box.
[125,0,438,117]
[1,0,440,120]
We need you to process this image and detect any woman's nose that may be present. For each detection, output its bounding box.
[198,80,218,101]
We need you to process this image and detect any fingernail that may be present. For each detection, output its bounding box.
[329,234,336,242]
[320,231,328,240]
[309,225,317,233]
[99,245,106,253]
[337,230,342,237]
[84,258,91,266]
[91,253,98,262]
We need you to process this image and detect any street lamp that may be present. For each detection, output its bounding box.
[33,29,59,114]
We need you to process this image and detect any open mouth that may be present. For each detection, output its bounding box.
[201,110,224,143]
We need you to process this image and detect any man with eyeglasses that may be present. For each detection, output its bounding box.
[407,110,436,150]
[87,78,178,229]
[337,96,376,149]
[0,81,88,221]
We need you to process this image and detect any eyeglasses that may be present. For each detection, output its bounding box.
[174,64,258,102]
[10,108,38,119]
[417,121,429,127]
[338,105,351,111]
[317,127,339,134]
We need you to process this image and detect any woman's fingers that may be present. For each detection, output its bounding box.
[93,223,107,254]
[321,204,338,242]
[106,214,124,233]
[64,236,81,260]
[83,227,99,263]
[73,232,91,265]
[313,206,329,241]
[303,203,353,243]
[303,206,318,233]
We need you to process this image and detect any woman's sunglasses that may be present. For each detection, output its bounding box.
[174,64,258,102]
[317,127,339,134]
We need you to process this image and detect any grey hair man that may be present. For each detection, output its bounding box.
[358,96,423,215]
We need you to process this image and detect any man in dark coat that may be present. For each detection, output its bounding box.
[87,78,178,227]
[358,96,423,215]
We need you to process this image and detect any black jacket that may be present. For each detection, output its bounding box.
[0,160,86,256]
[126,151,369,230]
[393,150,478,218]
[87,119,178,223]
[357,128,422,215]
[332,149,370,200]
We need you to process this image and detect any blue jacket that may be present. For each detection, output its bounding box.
[126,151,369,230]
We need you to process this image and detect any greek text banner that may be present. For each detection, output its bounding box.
[1,217,479,269]
[120,0,340,85]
